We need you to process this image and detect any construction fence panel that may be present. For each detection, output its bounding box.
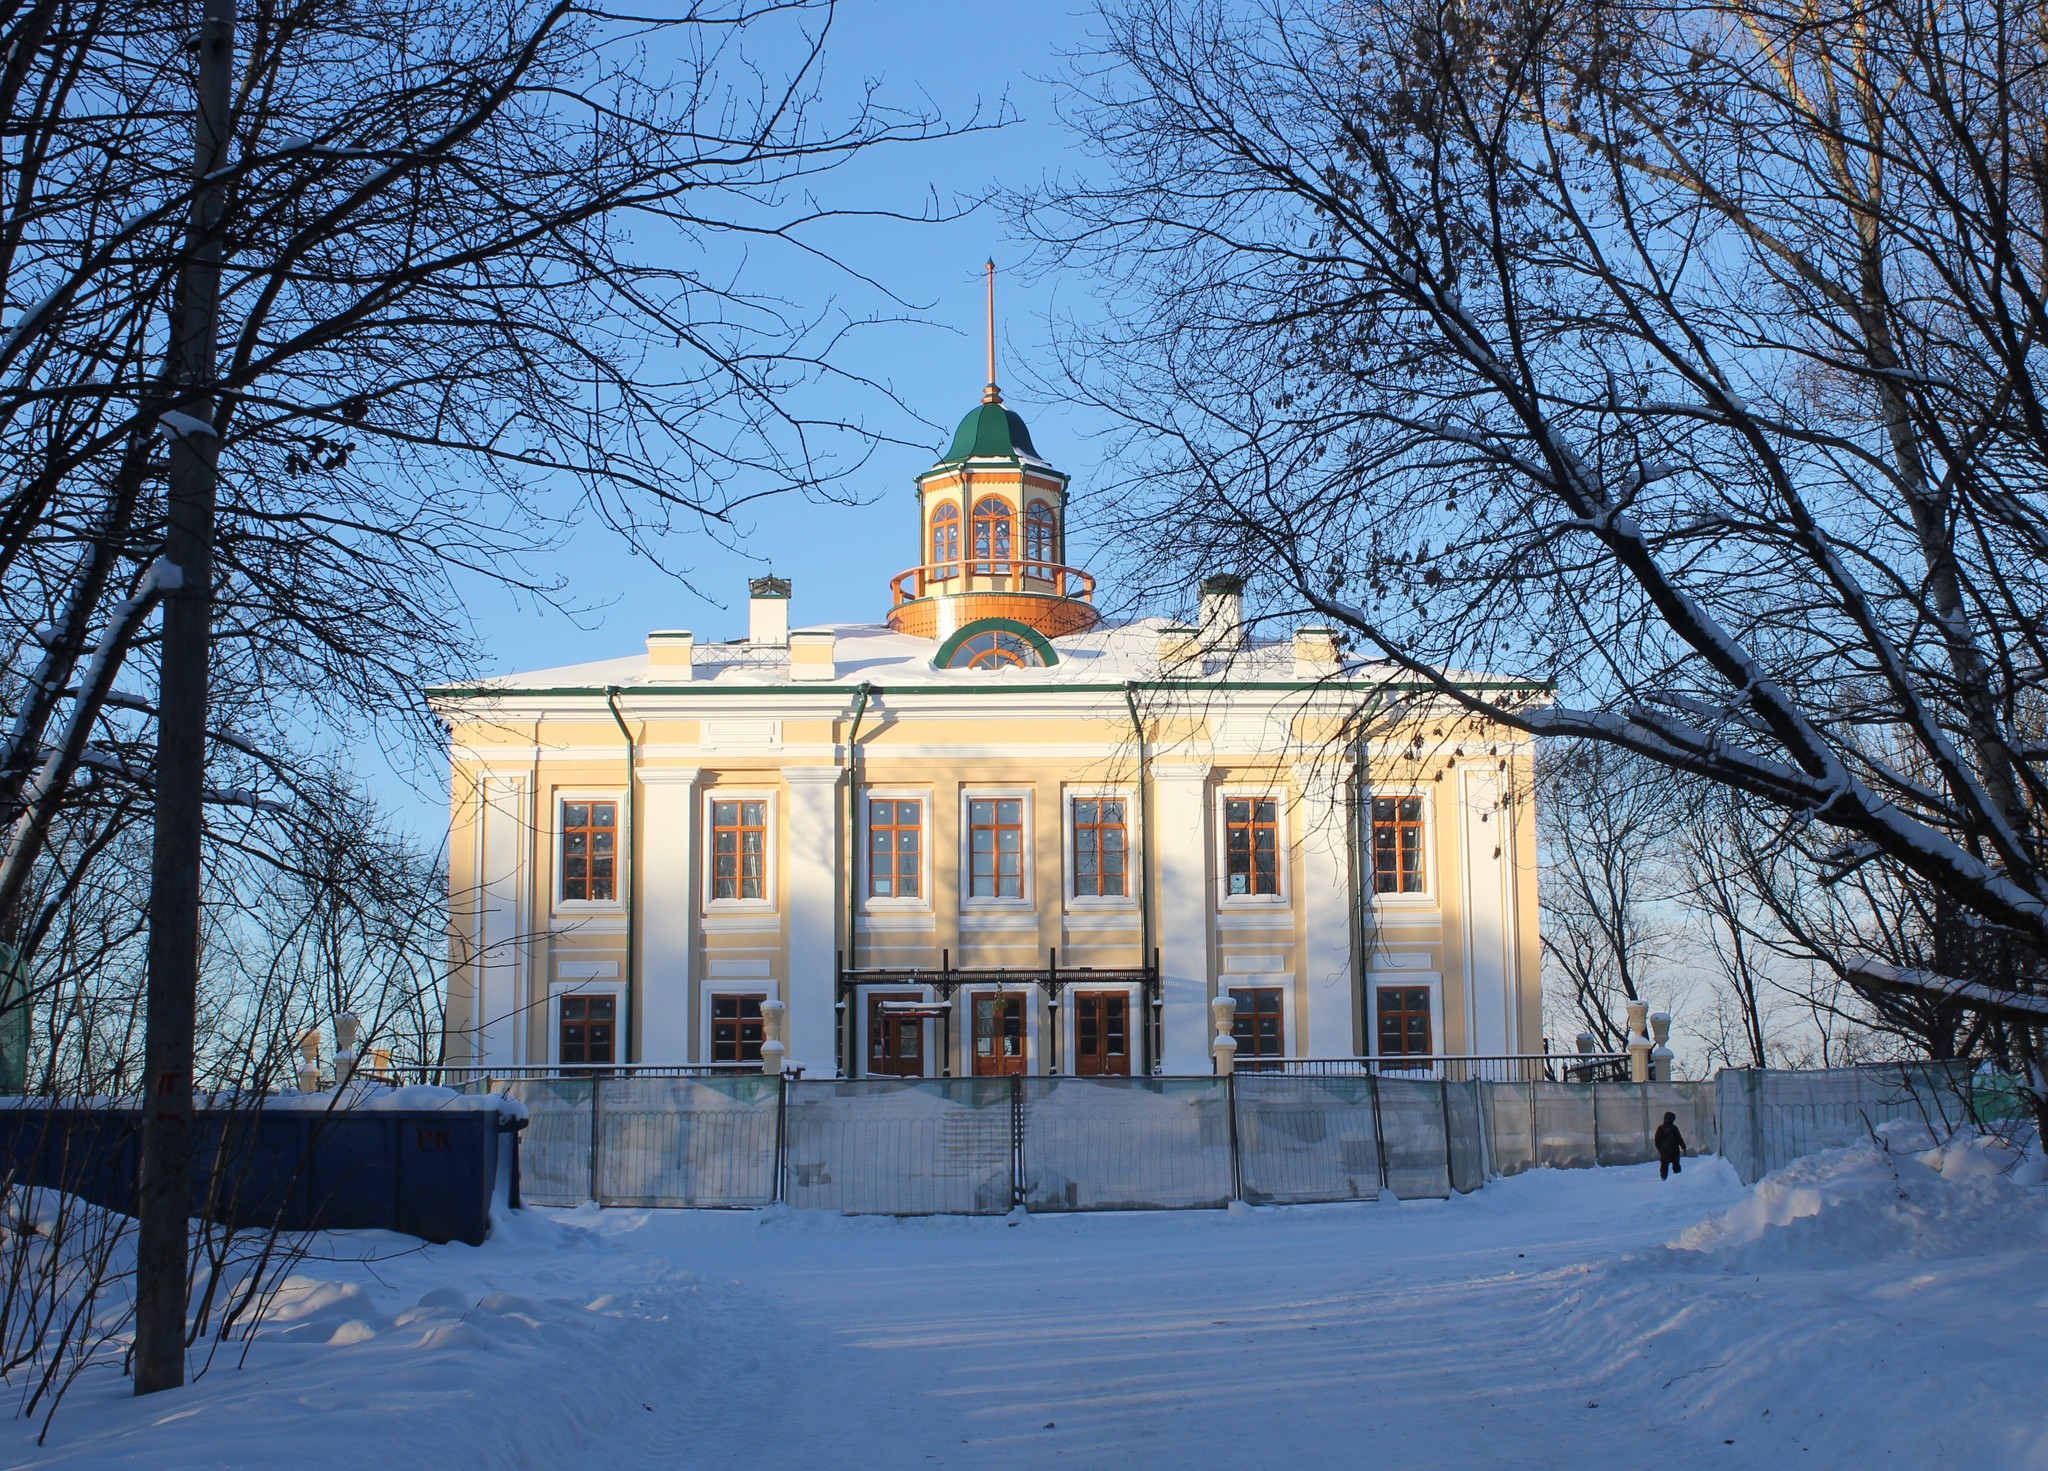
[1234,1075,1383,1204]
[1593,1085,1652,1166]
[1532,1083,1598,1170]
[1482,1082,1537,1177]
[1444,1081,1487,1194]
[597,1075,779,1207]
[1375,1075,1452,1200]
[783,1078,1012,1215]
[1715,1064,1973,1184]
[1644,1081,1718,1160]
[499,1078,593,1206]
[1020,1077,1233,1211]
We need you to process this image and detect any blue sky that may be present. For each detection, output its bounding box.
[378,1,1129,833]
[456,0,1119,676]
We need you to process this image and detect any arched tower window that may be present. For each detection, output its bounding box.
[1024,499,1056,578]
[972,496,1014,575]
[930,502,960,581]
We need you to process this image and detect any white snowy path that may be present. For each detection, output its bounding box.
[3,1157,2041,1469]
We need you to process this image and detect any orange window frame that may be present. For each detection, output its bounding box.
[1230,987,1284,1059]
[1372,796,1427,894]
[559,799,618,902]
[1071,797,1128,897]
[1024,499,1055,574]
[968,797,1025,898]
[1377,985,1433,1058]
[867,797,923,898]
[1223,796,1280,896]
[711,798,768,901]
[971,495,1014,573]
[711,993,765,1064]
[930,502,960,579]
[559,993,616,1066]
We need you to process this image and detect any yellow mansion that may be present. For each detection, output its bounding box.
[432,376,1543,1079]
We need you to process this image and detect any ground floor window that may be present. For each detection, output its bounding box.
[712,994,765,1064]
[559,993,615,1067]
[973,992,1027,1075]
[1072,991,1130,1076]
[1377,985,1433,1063]
[1230,987,1284,1066]
[868,993,925,1077]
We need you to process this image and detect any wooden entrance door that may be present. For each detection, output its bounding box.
[1072,991,1130,1076]
[972,993,1027,1076]
[868,993,925,1077]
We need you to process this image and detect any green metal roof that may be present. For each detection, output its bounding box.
[939,401,1040,464]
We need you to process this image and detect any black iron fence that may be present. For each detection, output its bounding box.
[1237,1054,1634,1084]
[489,1071,1719,1213]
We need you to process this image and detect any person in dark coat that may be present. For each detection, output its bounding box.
[1654,1111,1686,1179]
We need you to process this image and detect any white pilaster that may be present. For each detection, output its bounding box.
[783,767,843,1074]
[1295,761,1356,1058]
[477,772,528,1067]
[637,767,700,1063]
[1460,766,1514,1056]
[1154,765,1212,1073]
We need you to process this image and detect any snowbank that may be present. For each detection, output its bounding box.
[1672,1126,2048,1267]
[1554,1137,2048,1466]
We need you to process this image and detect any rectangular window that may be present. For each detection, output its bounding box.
[1372,796,1427,895]
[867,798,923,899]
[867,993,925,1077]
[968,797,1024,899]
[1377,985,1433,1061]
[711,994,765,1064]
[1071,798,1128,898]
[1073,991,1130,1076]
[560,800,618,902]
[559,993,615,1067]
[1230,987,1284,1063]
[711,799,768,901]
[1223,797,1279,897]
[972,992,1027,1074]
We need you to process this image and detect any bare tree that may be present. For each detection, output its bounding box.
[1028,0,2048,1110]
[1537,741,1685,1049]
[0,0,968,1393]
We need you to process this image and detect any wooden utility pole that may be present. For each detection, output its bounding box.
[134,0,234,1397]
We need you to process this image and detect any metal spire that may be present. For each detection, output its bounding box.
[982,259,1001,405]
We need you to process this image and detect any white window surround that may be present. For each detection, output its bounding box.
[700,982,781,1066]
[1223,974,1296,1060]
[1213,788,1292,909]
[1055,982,1141,1075]
[547,978,625,1068]
[1364,785,1438,907]
[701,788,777,912]
[1062,787,1139,912]
[958,786,1035,911]
[551,788,628,917]
[859,788,934,913]
[1366,969,1446,1068]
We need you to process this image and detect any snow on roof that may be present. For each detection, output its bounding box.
[435,616,1443,695]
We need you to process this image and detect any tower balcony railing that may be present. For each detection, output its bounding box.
[888,557,1097,606]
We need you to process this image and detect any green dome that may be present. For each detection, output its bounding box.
[940,401,1040,463]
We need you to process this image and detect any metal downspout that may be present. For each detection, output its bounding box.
[605,687,637,1063]
[1123,683,1157,1072]
[1349,734,1368,1058]
[842,683,874,1077]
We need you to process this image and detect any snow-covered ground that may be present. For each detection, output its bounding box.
[3,1141,2042,1470]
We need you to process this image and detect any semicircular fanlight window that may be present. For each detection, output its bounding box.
[947,630,1044,670]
